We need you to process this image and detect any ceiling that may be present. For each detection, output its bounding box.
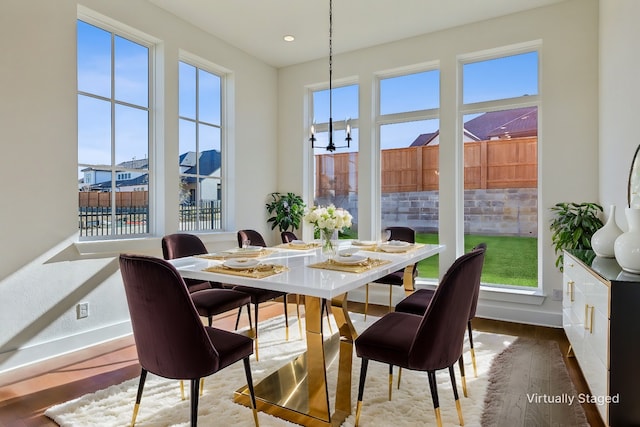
[147,0,566,68]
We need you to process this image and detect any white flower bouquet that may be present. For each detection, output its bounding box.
[304,204,352,255]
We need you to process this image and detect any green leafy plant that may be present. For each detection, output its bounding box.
[549,202,603,271]
[265,192,306,232]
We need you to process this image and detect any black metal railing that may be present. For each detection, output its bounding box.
[78,200,222,237]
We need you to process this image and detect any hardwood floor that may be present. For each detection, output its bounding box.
[0,301,604,427]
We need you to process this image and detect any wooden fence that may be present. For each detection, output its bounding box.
[316,136,537,196]
[79,191,148,207]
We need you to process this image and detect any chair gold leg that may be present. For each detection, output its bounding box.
[434,407,443,427]
[180,380,185,400]
[200,378,204,396]
[470,348,478,378]
[397,367,402,389]
[355,400,363,427]
[364,284,369,321]
[455,398,465,426]
[131,402,140,426]
[461,374,467,398]
[388,367,393,400]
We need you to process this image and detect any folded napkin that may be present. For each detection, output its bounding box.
[202,263,288,279]
[308,257,392,273]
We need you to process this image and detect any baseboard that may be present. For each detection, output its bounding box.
[0,321,132,375]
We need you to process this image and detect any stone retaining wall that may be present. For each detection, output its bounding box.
[317,188,538,237]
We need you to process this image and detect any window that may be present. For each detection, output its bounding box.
[461,49,539,288]
[311,84,359,237]
[378,69,440,280]
[178,61,223,231]
[77,19,151,238]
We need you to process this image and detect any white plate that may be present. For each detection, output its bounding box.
[333,254,368,265]
[353,240,377,246]
[223,258,260,270]
[379,242,413,253]
[289,240,308,247]
[387,240,410,247]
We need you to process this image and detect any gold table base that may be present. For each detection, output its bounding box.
[234,295,357,427]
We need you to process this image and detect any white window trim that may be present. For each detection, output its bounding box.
[179,50,234,232]
[77,7,159,242]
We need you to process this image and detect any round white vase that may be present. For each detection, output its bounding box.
[591,205,622,258]
[614,207,640,273]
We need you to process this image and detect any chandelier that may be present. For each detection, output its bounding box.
[310,0,351,152]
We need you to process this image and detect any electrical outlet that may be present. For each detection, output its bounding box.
[551,289,563,301]
[77,302,89,319]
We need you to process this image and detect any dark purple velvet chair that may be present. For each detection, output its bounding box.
[161,233,252,329]
[119,254,259,427]
[280,231,297,243]
[233,229,290,360]
[395,242,487,384]
[364,227,418,318]
[354,246,486,427]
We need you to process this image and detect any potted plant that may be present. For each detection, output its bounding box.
[265,192,306,232]
[549,202,603,271]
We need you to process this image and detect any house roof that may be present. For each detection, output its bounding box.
[181,149,221,176]
[465,107,538,140]
[409,107,538,146]
[410,131,439,147]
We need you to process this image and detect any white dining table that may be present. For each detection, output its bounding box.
[170,241,444,427]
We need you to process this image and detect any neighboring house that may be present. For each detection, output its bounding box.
[79,150,222,197]
[409,107,538,146]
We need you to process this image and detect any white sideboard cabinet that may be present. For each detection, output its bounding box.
[563,250,640,426]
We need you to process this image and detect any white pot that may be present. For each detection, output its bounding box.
[591,205,622,258]
[614,207,640,273]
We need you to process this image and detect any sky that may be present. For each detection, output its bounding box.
[77,19,538,174]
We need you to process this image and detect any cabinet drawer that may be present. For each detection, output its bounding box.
[580,341,608,422]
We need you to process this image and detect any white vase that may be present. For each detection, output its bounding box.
[591,205,622,258]
[614,207,640,273]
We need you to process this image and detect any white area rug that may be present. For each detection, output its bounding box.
[45,313,515,426]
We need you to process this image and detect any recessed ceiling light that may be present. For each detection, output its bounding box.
[283,35,295,42]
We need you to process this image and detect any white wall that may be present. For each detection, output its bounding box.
[277,0,600,326]
[0,0,611,373]
[599,0,640,228]
[0,0,278,372]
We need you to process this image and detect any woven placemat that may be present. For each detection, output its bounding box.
[202,263,288,279]
[308,257,392,273]
[276,242,321,250]
[196,248,277,260]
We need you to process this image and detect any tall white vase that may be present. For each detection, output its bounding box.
[614,207,640,273]
[591,205,622,258]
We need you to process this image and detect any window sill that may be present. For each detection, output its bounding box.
[74,232,236,258]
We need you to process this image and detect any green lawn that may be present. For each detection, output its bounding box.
[415,233,538,287]
[340,230,538,287]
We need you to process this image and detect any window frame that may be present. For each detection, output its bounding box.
[178,52,232,232]
[76,11,156,241]
[459,42,542,290]
[374,64,441,279]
